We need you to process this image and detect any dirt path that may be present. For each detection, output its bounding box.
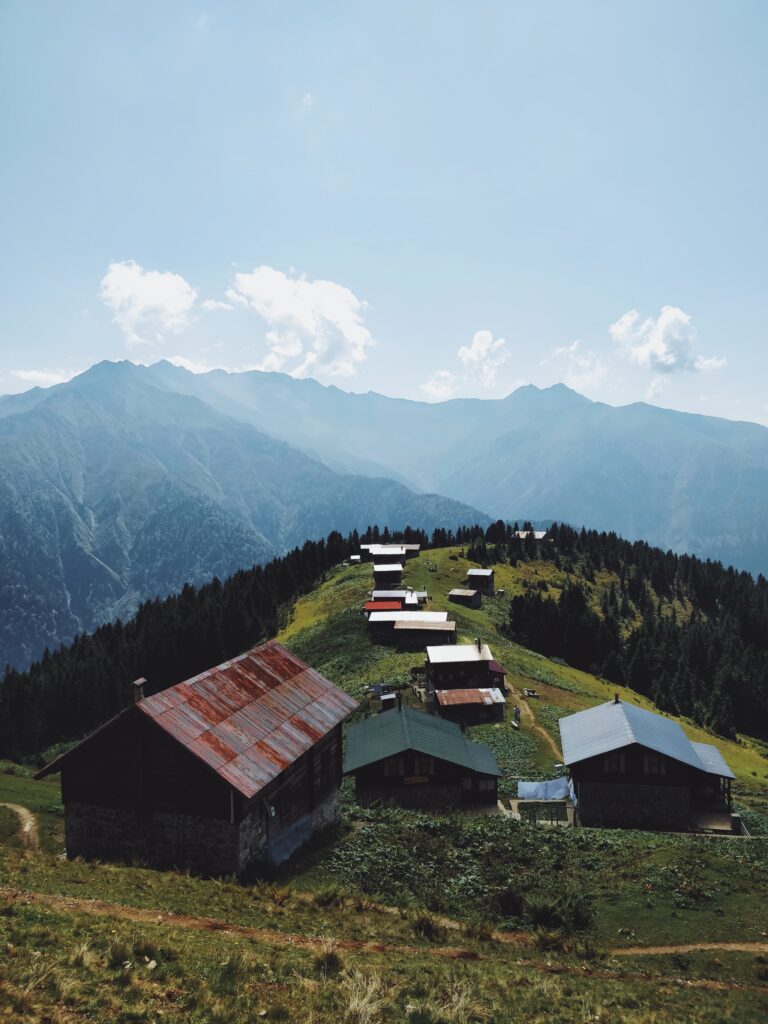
[614,941,768,957]
[515,694,563,761]
[0,803,39,853]
[0,887,484,961]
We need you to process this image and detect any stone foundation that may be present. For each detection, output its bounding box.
[577,783,690,831]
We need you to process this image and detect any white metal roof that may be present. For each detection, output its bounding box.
[467,568,494,577]
[394,620,456,631]
[435,688,505,706]
[515,531,547,540]
[371,590,428,600]
[426,643,493,664]
[559,700,735,778]
[448,588,478,597]
[366,545,406,556]
[369,611,449,624]
[373,563,403,572]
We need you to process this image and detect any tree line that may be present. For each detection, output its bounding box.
[476,522,768,740]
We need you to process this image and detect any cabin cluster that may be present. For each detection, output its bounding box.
[37,545,739,877]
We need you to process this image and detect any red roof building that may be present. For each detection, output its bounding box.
[37,642,358,873]
[364,600,403,613]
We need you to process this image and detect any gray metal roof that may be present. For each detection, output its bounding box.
[467,568,493,577]
[559,700,734,778]
[372,590,428,600]
[691,741,735,780]
[344,707,501,776]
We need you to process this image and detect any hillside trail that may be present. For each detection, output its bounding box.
[514,693,563,762]
[0,803,40,853]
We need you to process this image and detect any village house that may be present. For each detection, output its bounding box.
[344,707,501,809]
[393,619,456,648]
[466,568,495,595]
[371,589,428,608]
[373,562,403,588]
[35,642,358,874]
[368,610,450,644]
[435,687,506,725]
[559,697,737,833]
[361,543,420,561]
[424,640,506,695]
[448,587,481,609]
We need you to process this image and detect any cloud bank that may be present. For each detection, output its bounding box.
[609,306,725,374]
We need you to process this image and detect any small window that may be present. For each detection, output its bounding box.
[603,751,626,774]
[643,753,666,776]
[461,777,472,791]
[415,756,434,776]
[382,757,403,778]
[478,779,495,792]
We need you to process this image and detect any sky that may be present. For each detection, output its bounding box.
[1,1,767,424]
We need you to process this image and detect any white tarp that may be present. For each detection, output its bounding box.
[517,777,570,800]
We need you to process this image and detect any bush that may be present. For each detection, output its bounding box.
[410,911,448,943]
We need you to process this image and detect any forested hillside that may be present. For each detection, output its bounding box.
[2,521,768,762]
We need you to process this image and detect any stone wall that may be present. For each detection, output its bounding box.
[577,783,690,831]
[64,802,240,874]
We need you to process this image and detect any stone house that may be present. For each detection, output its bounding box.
[36,641,358,874]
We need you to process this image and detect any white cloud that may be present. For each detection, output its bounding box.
[549,339,607,396]
[609,305,725,374]
[100,260,198,345]
[301,92,315,110]
[200,298,234,311]
[419,370,458,402]
[229,266,375,378]
[646,377,669,401]
[457,329,508,388]
[12,367,79,387]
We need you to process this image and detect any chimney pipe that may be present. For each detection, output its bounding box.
[476,637,481,652]
[614,692,619,705]
[133,677,147,703]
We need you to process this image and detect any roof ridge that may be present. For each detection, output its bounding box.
[401,707,412,748]
[618,699,637,744]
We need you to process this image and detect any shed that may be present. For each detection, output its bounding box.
[435,687,506,725]
[448,588,481,609]
[373,563,403,588]
[36,642,358,873]
[344,707,501,809]
[559,698,736,832]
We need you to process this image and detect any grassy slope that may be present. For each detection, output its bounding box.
[1,548,768,1022]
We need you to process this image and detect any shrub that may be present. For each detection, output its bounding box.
[410,911,448,943]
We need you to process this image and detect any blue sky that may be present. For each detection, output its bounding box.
[1,1,766,423]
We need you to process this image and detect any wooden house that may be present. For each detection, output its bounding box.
[435,687,505,725]
[448,587,481,609]
[344,707,501,809]
[371,589,428,606]
[373,563,403,588]
[36,642,358,874]
[393,619,456,649]
[466,568,494,595]
[367,610,449,644]
[560,697,737,833]
[424,640,506,695]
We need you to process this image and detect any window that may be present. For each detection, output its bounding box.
[478,779,495,792]
[603,751,626,774]
[461,777,472,791]
[415,756,434,776]
[643,753,666,776]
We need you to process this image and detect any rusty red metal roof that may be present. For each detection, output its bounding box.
[136,641,358,798]
[364,600,402,611]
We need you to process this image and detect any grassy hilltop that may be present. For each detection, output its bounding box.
[1,546,767,1022]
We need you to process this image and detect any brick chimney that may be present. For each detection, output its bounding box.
[133,677,147,703]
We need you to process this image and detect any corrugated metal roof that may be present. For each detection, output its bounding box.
[365,545,406,556]
[394,620,456,632]
[435,688,506,706]
[559,700,735,778]
[467,568,493,577]
[364,600,402,611]
[691,741,735,779]
[373,563,403,572]
[138,642,358,798]
[372,590,428,600]
[343,708,501,776]
[369,611,449,623]
[448,588,478,597]
[426,643,493,664]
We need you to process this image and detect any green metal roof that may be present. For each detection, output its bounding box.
[344,707,501,777]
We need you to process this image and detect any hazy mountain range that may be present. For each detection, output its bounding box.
[0,362,486,669]
[2,358,767,669]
